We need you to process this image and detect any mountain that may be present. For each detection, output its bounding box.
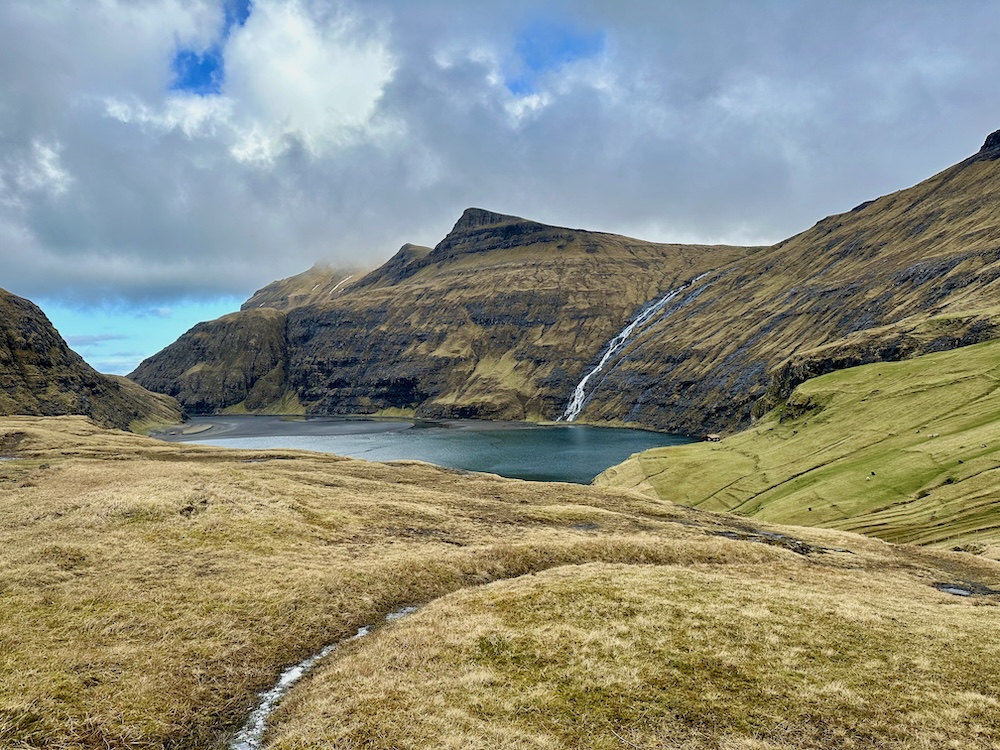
[127,308,293,415]
[596,334,1000,557]
[240,263,367,311]
[572,130,1000,434]
[0,288,182,430]
[131,209,751,420]
[132,130,1000,434]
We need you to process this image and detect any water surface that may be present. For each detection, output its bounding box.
[160,416,690,484]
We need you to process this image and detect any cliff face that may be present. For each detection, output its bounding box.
[131,210,752,421]
[129,308,291,414]
[0,288,181,430]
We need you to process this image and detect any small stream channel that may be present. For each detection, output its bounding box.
[230,606,419,750]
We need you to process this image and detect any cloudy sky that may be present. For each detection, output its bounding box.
[4,0,1000,373]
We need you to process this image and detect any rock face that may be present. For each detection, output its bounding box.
[130,210,751,420]
[0,288,182,430]
[129,308,291,414]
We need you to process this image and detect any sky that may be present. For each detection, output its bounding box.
[3,0,1000,374]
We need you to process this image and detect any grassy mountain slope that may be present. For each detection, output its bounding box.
[132,131,1000,433]
[129,307,295,415]
[578,132,1000,434]
[132,209,750,420]
[2,416,999,749]
[0,288,181,431]
[597,335,1000,557]
[240,263,368,312]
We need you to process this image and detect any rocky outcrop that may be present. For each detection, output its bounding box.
[976,128,1000,159]
[0,288,181,430]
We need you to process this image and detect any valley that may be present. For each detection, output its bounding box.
[7,4,1000,748]
[131,133,1000,437]
[4,131,1000,748]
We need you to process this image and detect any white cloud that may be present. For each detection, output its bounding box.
[0,139,72,211]
[223,0,397,161]
[2,0,1000,310]
[101,1,399,165]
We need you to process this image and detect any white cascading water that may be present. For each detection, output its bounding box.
[560,272,712,422]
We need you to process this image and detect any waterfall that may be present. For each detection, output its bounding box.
[559,272,713,422]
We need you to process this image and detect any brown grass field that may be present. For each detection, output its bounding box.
[2,416,999,749]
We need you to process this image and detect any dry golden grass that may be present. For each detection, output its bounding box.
[270,563,1000,749]
[1,416,998,749]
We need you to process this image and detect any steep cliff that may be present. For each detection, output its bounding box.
[0,288,181,430]
[129,307,292,414]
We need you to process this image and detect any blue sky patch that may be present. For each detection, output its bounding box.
[225,0,253,31]
[42,297,245,375]
[170,0,253,95]
[171,48,225,95]
[506,20,605,95]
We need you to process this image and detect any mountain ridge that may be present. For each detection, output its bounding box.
[131,129,1000,434]
[131,216,751,422]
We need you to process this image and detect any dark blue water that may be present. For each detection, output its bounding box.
[165,417,691,484]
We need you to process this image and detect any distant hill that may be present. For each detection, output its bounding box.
[0,288,181,430]
[597,335,1000,557]
[130,209,750,420]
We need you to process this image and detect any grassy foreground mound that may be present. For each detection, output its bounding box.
[597,338,1000,557]
[2,417,999,749]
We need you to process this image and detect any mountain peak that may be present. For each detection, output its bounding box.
[451,208,524,232]
[982,129,1000,153]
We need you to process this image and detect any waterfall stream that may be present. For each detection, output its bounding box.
[230,606,418,750]
[560,272,713,422]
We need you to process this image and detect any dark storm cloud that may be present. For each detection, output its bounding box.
[2,0,1000,306]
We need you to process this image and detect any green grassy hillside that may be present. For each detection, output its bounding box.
[2,416,999,748]
[597,336,1000,557]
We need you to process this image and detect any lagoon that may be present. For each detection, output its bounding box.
[156,416,692,484]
